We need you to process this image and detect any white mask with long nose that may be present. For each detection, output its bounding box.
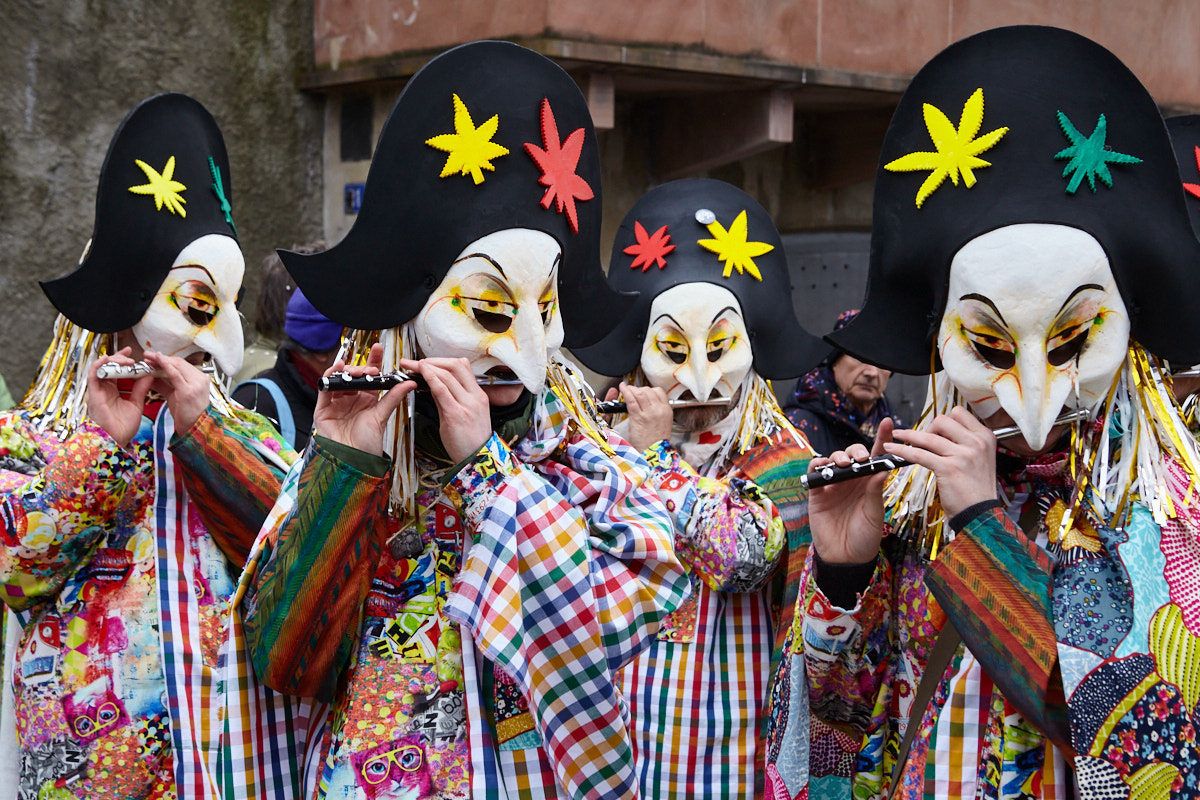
[132,233,245,374]
[639,283,753,403]
[938,223,1130,450]
[413,228,563,393]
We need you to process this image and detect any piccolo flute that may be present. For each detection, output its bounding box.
[800,408,1093,489]
[96,361,217,380]
[594,397,734,415]
[319,370,525,392]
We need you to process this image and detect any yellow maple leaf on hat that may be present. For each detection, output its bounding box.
[885,88,1008,209]
[696,210,772,281]
[425,93,510,185]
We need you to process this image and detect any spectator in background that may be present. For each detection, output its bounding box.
[232,288,341,450]
[783,308,903,454]
[233,242,326,384]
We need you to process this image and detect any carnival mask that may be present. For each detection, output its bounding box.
[413,228,563,393]
[938,223,1130,449]
[640,283,752,403]
[131,233,245,374]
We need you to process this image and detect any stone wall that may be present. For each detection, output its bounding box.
[0,0,324,392]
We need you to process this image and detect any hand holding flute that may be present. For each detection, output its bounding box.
[604,383,675,452]
[313,352,505,463]
[320,370,523,392]
[96,361,216,380]
[313,344,416,457]
[87,350,216,448]
[803,407,1091,489]
[806,417,896,567]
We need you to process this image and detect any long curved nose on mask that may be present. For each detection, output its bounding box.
[491,310,549,394]
[681,355,723,403]
[993,348,1077,451]
[195,310,244,376]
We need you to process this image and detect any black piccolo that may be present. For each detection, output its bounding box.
[319,370,525,392]
[595,398,734,414]
[800,408,1093,489]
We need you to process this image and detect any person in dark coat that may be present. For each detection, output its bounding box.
[232,288,341,450]
[783,309,903,454]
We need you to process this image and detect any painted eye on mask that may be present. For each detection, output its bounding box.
[1047,321,1091,366]
[459,293,516,334]
[706,321,739,363]
[655,331,688,365]
[172,280,219,328]
[963,327,1016,370]
[538,293,556,327]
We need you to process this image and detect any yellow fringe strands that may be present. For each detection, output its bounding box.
[1179,390,1199,435]
[721,372,807,468]
[882,371,954,559]
[886,343,1200,561]
[335,326,418,528]
[21,315,113,437]
[543,354,615,457]
[20,313,245,439]
[1101,345,1200,529]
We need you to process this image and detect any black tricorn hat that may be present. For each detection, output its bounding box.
[41,93,238,333]
[573,178,827,380]
[832,26,1200,374]
[1166,115,1200,239]
[280,40,630,348]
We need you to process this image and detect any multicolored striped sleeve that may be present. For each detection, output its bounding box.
[242,437,389,700]
[0,415,143,611]
[924,506,1072,746]
[170,406,296,568]
[642,439,786,594]
[729,436,814,640]
[444,429,687,800]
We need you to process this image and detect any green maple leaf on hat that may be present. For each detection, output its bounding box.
[1054,111,1142,194]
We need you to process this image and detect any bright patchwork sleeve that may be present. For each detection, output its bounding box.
[170,405,297,569]
[727,436,814,636]
[444,427,687,800]
[242,437,389,700]
[642,439,786,594]
[925,505,1071,746]
[0,413,148,611]
[799,544,896,734]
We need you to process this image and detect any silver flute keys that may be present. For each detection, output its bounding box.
[319,370,526,392]
[96,361,217,380]
[800,408,1094,489]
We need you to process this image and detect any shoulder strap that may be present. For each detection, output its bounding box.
[234,378,296,448]
[888,624,961,799]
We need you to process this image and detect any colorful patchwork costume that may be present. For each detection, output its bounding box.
[766,27,1200,800]
[0,94,301,799]
[574,180,826,799]
[237,42,689,800]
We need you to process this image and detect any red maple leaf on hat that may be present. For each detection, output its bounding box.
[1185,145,1200,202]
[524,98,594,234]
[624,221,675,271]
